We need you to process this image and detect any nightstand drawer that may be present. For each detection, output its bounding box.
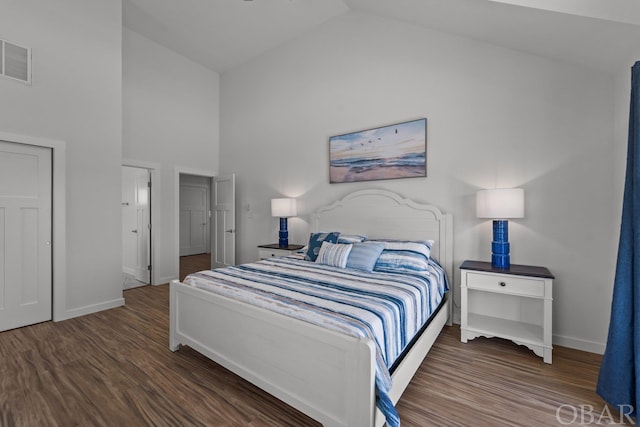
[257,244,304,261]
[466,272,545,297]
[258,248,290,259]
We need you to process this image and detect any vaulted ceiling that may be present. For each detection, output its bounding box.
[123,0,640,75]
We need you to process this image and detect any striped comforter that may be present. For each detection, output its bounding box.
[184,255,448,426]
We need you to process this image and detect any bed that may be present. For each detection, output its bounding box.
[170,189,453,427]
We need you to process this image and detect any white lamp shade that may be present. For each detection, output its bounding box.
[271,198,297,218]
[476,188,524,219]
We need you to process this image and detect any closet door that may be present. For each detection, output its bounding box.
[180,184,209,256]
[0,141,52,332]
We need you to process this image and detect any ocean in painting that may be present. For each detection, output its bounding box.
[329,119,426,183]
[330,152,425,169]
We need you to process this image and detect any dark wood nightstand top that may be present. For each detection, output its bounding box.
[257,243,305,251]
[460,260,554,279]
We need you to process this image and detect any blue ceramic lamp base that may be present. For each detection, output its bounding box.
[278,217,289,248]
[491,219,510,269]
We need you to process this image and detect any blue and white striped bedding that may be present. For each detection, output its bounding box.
[184,255,448,427]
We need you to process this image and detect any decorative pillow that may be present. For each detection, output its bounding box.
[305,232,340,262]
[346,242,385,272]
[337,234,367,244]
[371,240,434,272]
[315,242,353,268]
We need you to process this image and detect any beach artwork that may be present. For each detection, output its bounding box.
[329,118,427,183]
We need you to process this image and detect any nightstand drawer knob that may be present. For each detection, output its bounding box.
[499,281,506,287]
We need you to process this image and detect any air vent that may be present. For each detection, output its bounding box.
[1,39,31,85]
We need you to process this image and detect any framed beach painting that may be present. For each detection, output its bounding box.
[329,118,427,184]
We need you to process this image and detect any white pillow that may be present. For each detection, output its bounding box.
[315,241,353,268]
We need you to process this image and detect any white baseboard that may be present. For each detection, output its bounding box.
[156,275,177,286]
[553,334,605,355]
[57,297,125,321]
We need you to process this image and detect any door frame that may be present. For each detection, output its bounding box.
[0,131,66,321]
[174,166,216,282]
[123,159,159,285]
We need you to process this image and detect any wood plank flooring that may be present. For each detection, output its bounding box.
[180,253,211,281]
[0,284,625,426]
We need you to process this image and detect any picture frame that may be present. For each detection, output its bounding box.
[329,118,427,184]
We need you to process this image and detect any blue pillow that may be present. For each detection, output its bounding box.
[305,232,340,261]
[315,242,353,268]
[372,240,433,272]
[346,242,385,272]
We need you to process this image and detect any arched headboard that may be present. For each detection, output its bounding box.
[312,189,453,322]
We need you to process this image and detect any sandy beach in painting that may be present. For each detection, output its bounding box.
[330,165,425,183]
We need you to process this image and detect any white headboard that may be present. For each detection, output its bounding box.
[311,189,453,293]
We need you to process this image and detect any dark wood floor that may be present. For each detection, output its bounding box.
[0,284,624,426]
[180,253,211,281]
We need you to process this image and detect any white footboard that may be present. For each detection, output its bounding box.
[170,280,449,427]
[170,280,378,427]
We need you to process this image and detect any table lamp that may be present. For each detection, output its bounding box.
[271,198,297,247]
[476,188,524,269]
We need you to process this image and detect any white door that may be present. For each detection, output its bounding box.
[0,141,52,332]
[122,166,151,283]
[134,171,150,282]
[122,166,150,284]
[180,183,209,256]
[212,174,235,269]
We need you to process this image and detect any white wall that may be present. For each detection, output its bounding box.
[612,65,633,228]
[0,0,123,318]
[220,11,616,353]
[122,28,220,284]
[599,62,636,348]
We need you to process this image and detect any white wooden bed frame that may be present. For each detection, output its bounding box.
[170,189,453,427]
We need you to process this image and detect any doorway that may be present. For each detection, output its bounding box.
[179,173,212,279]
[122,166,151,289]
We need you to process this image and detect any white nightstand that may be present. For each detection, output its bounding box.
[257,244,304,260]
[460,260,554,364]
